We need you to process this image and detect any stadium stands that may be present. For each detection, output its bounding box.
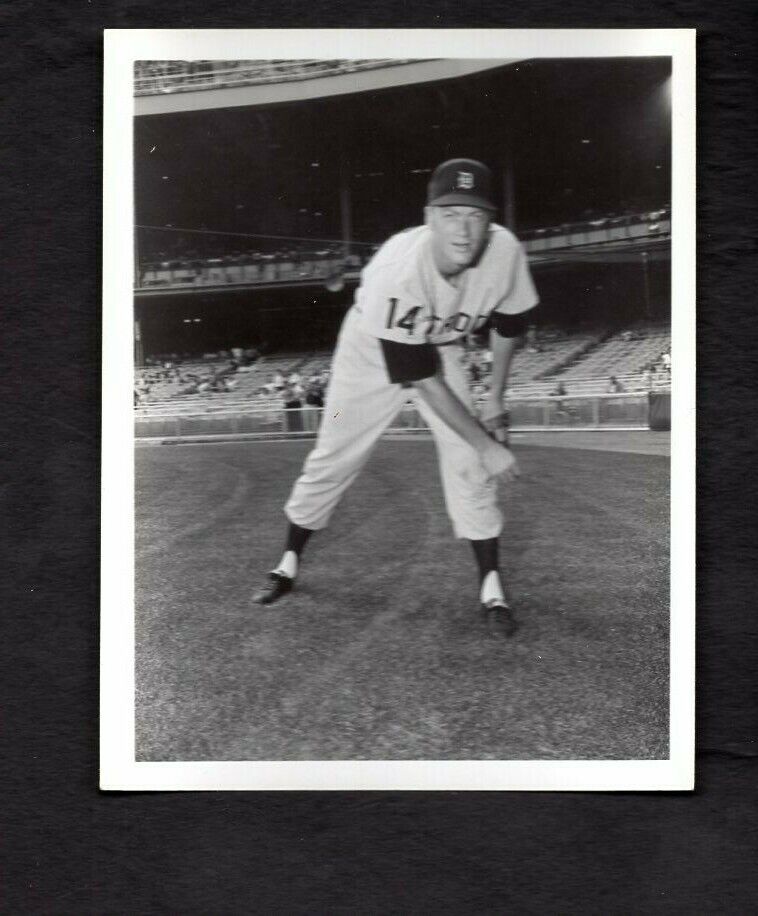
[507,332,600,382]
[521,209,670,254]
[550,323,671,381]
[134,349,331,416]
[134,60,420,97]
[136,249,367,291]
[135,325,671,426]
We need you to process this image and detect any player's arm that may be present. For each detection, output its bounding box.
[381,339,518,480]
[479,311,530,431]
[487,326,520,408]
[414,370,496,452]
[480,239,540,433]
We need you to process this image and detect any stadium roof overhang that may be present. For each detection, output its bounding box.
[135,59,525,116]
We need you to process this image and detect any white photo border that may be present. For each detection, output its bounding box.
[102,28,696,791]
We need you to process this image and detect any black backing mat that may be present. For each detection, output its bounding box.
[4,2,757,912]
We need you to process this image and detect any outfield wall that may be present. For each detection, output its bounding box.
[135,392,664,440]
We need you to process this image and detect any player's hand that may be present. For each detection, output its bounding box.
[480,439,520,482]
[480,402,511,446]
[482,411,511,445]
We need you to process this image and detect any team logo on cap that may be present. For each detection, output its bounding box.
[456,171,475,189]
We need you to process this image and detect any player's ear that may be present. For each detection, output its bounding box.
[424,206,434,227]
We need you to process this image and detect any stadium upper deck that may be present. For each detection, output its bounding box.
[135,59,424,96]
[134,58,520,116]
[134,208,670,297]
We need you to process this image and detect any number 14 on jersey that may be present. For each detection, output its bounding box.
[386,298,486,337]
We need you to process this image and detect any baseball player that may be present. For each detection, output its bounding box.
[254,159,538,635]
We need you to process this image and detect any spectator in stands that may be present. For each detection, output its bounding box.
[549,380,571,423]
[305,382,325,409]
[525,324,541,353]
[302,381,324,433]
[272,371,285,390]
[607,376,624,394]
[661,350,671,373]
[283,385,302,410]
[641,368,653,391]
[550,381,567,397]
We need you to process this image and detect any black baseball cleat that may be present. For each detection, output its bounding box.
[481,599,519,637]
[253,572,294,605]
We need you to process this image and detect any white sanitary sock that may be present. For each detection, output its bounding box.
[480,570,505,604]
[273,550,298,579]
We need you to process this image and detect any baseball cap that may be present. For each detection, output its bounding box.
[427,158,497,211]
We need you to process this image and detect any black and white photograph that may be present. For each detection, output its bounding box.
[101,29,695,790]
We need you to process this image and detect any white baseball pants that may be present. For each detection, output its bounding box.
[284,310,502,540]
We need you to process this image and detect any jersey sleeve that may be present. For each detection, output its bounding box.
[380,339,439,384]
[489,307,537,338]
[491,241,539,317]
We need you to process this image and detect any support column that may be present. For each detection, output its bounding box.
[134,317,144,367]
[592,397,601,427]
[339,149,352,259]
[502,157,516,232]
[641,251,651,318]
[134,227,140,288]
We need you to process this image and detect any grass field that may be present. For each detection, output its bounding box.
[135,433,670,761]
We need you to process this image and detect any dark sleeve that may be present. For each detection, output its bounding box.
[489,305,538,338]
[380,338,438,384]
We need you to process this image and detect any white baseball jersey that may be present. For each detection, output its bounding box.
[351,223,538,352]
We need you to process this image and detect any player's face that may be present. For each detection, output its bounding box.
[426,205,492,275]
